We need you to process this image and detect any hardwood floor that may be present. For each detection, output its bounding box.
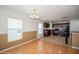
[41,36,71,46]
[1,38,79,54]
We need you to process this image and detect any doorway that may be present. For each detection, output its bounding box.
[37,23,43,38]
[39,21,71,46]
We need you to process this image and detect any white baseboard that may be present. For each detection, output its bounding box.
[72,46,79,49]
[0,39,37,52]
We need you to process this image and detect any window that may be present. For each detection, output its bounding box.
[8,17,23,42]
[38,23,43,34]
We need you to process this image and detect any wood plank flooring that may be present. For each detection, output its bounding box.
[1,39,79,54]
[41,36,71,46]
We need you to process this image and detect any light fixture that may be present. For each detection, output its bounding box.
[30,9,39,19]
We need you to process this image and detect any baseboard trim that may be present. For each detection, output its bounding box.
[72,46,79,49]
[0,39,37,52]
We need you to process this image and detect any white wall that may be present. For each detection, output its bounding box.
[0,6,41,34]
[70,19,79,32]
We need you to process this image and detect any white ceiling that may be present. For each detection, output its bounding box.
[3,5,79,21]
